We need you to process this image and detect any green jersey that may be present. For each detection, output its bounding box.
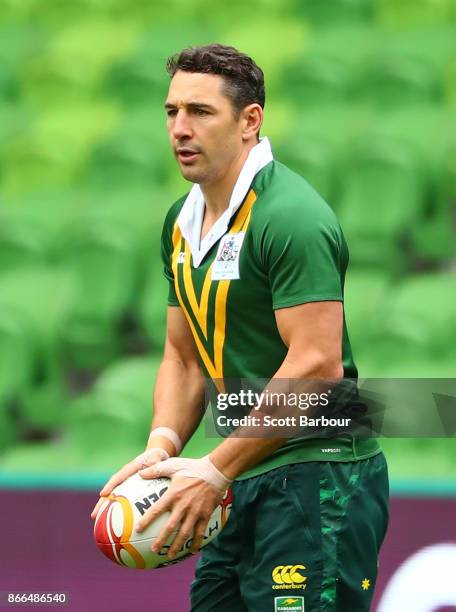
[161,147,380,478]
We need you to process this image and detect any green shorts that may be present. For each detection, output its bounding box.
[191,452,389,612]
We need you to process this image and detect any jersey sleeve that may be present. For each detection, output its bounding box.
[161,209,180,307]
[259,198,345,310]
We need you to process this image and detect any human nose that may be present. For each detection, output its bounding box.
[171,109,192,140]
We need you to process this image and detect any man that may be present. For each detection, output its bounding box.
[92,44,389,611]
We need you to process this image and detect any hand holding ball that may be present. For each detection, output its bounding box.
[94,472,232,569]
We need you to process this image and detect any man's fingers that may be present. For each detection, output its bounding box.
[138,465,160,479]
[90,496,108,520]
[136,492,173,533]
[168,514,201,559]
[150,506,184,555]
[167,514,200,559]
[99,462,139,497]
[190,518,208,555]
[140,457,186,480]
[92,451,173,521]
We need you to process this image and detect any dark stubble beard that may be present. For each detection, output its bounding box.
[180,160,221,186]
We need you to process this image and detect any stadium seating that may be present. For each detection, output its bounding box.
[0,105,33,191]
[275,103,375,212]
[21,58,92,107]
[1,135,73,194]
[376,0,455,27]
[64,350,217,468]
[282,55,353,108]
[0,21,46,70]
[104,30,174,108]
[0,409,19,453]
[85,108,171,189]
[35,101,119,161]
[337,136,426,269]
[26,0,119,23]
[442,142,456,199]
[274,136,336,203]
[0,441,84,472]
[0,0,455,483]
[411,195,455,264]
[63,355,158,458]
[0,304,36,405]
[358,272,456,376]
[64,222,141,320]
[382,272,456,354]
[296,0,373,25]
[0,103,117,195]
[0,434,139,472]
[0,63,19,102]
[105,54,167,108]
[20,379,68,431]
[0,267,73,369]
[0,221,49,271]
[0,267,74,436]
[184,417,219,458]
[59,222,141,368]
[360,56,442,108]
[137,262,169,351]
[343,268,391,345]
[66,392,147,457]
[379,438,456,479]
[20,20,136,105]
[0,189,81,276]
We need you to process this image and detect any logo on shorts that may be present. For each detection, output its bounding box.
[274,596,305,611]
[272,565,307,590]
[361,578,371,590]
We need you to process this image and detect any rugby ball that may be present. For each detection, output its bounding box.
[93,473,232,569]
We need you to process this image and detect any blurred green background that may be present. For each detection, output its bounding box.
[0,0,455,490]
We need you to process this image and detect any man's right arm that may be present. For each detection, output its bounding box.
[90,305,206,518]
[148,305,207,454]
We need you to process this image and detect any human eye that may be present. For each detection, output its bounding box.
[166,108,177,117]
[194,107,209,116]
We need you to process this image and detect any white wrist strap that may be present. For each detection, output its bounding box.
[133,447,169,468]
[200,455,233,491]
[148,427,182,454]
[152,455,232,491]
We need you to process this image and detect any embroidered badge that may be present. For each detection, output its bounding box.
[212,232,245,280]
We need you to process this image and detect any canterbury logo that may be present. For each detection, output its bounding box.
[272,565,307,585]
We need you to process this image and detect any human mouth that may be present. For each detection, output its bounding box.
[176,147,201,164]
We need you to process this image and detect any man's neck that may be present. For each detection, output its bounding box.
[200,142,256,218]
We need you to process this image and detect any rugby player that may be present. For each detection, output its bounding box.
[92,44,389,611]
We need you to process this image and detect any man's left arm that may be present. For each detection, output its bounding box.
[210,300,343,478]
[137,299,343,557]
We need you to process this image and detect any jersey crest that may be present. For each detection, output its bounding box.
[212,232,245,281]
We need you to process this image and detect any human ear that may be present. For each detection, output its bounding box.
[241,104,263,141]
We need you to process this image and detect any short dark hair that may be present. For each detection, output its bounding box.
[166,43,265,117]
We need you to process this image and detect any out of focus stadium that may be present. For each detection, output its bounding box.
[0,0,455,610]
